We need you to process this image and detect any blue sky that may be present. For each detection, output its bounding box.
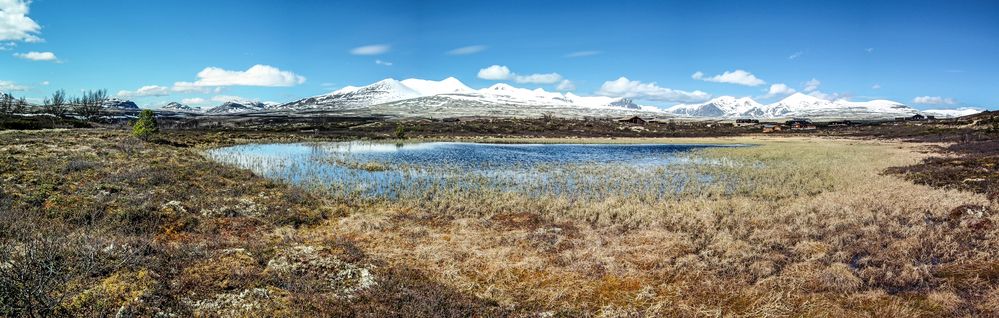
[1,0,997,110]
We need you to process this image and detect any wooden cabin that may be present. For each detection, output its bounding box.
[786,118,816,130]
[734,118,760,127]
[618,116,647,125]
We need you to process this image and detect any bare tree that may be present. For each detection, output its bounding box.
[0,93,13,116]
[74,89,108,121]
[44,90,69,118]
[13,97,27,115]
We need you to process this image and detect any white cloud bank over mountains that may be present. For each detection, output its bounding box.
[174,64,306,88]
[597,77,710,103]
[692,70,766,86]
[913,96,957,105]
[477,65,564,85]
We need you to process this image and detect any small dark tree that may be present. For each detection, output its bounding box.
[13,97,27,114]
[395,124,406,139]
[0,93,12,116]
[74,89,107,121]
[44,90,69,118]
[132,109,159,140]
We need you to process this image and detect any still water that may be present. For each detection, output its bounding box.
[206,142,744,199]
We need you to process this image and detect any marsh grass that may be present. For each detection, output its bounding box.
[294,137,999,316]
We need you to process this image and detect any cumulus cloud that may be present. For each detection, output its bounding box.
[565,51,601,58]
[211,95,256,103]
[172,64,305,88]
[762,83,796,98]
[788,51,804,60]
[0,0,41,43]
[556,79,575,91]
[0,80,28,91]
[374,59,393,66]
[477,65,563,84]
[181,97,207,105]
[117,85,170,98]
[691,69,765,86]
[350,44,390,55]
[447,45,486,55]
[477,65,512,80]
[597,77,710,103]
[913,96,957,105]
[13,51,58,62]
[514,73,562,84]
[803,78,821,92]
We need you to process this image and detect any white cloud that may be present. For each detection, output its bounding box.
[0,80,28,91]
[374,59,393,66]
[181,97,207,105]
[762,83,796,98]
[40,80,48,85]
[171,82,218,93]
[865,47,875,53]
[172,64,305,88]
[447,45,486,55]
[477,65,513,80]
[597,77,710,103]
[117,85,170,98]
[556,79,575,91]
[913,96,957,105]
[350,44,390,55]
[803,78,821,92]
[691,69,765,86]
[0,0,41,43]
[477,65,563,84]
[872,84,881,89]
[13,51,58,62]
[211,95,256,103]
[788,51,804,60]
[565,51,601,58]
[514,73,562,84]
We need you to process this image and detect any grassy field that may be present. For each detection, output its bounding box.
[2,129,997,317]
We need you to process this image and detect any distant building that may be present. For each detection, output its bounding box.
[734,119,760,127]
[786,118,816,130]
[618,116,647,125]
[762,124,782,133]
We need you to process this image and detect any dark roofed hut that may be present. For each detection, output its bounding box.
[618,116,647,125]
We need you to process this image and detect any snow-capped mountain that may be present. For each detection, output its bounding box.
[274,77,651,117]
[103,99,139,110]
[923,108,984,118]
[665,93,928,119]
[206,101,267,114]
[161,102,201,112]
[278,78,422,110]
[666,96,764,117]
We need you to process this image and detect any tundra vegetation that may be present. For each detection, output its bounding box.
[0,124,997,316]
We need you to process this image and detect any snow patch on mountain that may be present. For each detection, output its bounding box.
[664,93,928,119]
[923,108,984,118]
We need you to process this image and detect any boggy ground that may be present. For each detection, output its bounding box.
[304,136,998,316]
[0,129,507,317]
[2,129,998,317]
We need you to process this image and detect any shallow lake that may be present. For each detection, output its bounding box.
[206,142,746,200]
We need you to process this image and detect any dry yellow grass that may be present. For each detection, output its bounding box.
[301,136,998,316]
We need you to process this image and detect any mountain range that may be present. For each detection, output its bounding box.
[147,77,981,119]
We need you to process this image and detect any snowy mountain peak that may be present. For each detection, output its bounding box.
[400,77,474,96]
